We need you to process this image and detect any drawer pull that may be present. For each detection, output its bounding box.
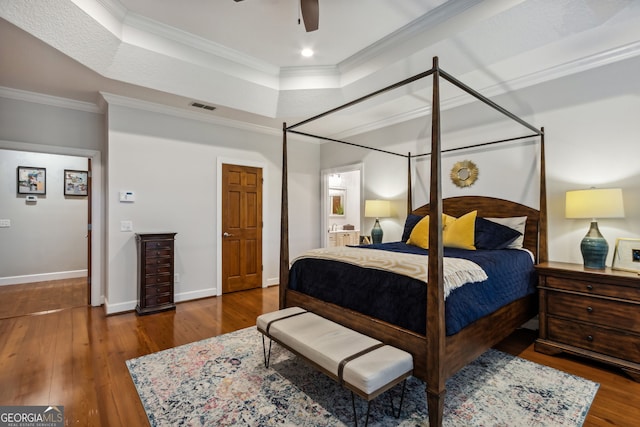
[586,284,593,291]
[586,335,593,342]
[586,306,593,313]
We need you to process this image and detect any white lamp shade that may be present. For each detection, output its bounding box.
[365,200,391,218]
[565,188,624,219]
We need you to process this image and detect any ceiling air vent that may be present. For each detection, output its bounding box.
[190,102,216,111]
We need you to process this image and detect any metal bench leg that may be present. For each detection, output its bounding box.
[350,392,372,427]
[261,335,273,368]
[389,379,408,418]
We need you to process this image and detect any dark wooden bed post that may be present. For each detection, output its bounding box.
[426,56,446,427]
[538,127,548,263]
[279,122,289,309]
[407,152,412,213]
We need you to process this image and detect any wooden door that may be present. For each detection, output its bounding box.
[221,164,263,293]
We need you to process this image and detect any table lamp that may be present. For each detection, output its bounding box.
[365,200,391,244]
[565,188,624,269]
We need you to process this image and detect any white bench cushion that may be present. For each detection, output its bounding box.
[269,311,381,377]
[342,345,413,395]
[257,307,413,398]
[256,306,306,333]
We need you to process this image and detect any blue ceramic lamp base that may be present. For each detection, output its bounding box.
[580,220,608,270]
[371,219,383,244]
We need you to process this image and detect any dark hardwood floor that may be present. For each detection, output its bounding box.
[0,278,87,319]
[0,283,638,426]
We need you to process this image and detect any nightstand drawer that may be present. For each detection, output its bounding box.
[548,317,640,364]
[544,276,640,301]
[547,291,640,334]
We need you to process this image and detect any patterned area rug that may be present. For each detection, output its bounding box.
[126,327,598,426]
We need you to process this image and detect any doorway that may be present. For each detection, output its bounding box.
[0,141,102,308]
[0,147,95,318]
[221,163,263,293]
[321,163,364,247]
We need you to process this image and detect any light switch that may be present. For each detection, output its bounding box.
[120,220,133,232]
[0,219,10,227]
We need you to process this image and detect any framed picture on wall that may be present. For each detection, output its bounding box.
[612,238,640,273]
[17,166,46,195]
[64,169,88,196]
[329,188,346,217]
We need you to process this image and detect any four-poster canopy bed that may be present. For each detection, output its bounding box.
[278,56,548,426]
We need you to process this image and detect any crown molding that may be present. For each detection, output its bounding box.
[121,10,280,78]
[338,0,482,77]
[0,87,102,114]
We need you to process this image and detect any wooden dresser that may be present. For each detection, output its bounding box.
[535,261,640,381]
[135,232,177,315]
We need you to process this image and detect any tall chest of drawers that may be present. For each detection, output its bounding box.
[135,232,177,315]
[535,261,640,381]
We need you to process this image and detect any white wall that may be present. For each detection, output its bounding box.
[104,101,320,313]
[0,149,88,283]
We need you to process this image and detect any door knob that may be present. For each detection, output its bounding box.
[223,232,234,237]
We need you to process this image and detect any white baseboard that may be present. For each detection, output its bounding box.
[0,270,87,287]
[104,297,137,315]
[104,287,219,315]
[266,277,279,286]
[175,288,218,302]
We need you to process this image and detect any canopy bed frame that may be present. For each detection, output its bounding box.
[279,56,547,426]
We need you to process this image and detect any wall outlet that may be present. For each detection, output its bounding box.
[120,220,133,232]
[0,219,10,227]
[174,273,180,283]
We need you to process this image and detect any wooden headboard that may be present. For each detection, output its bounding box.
[412,196,541,262]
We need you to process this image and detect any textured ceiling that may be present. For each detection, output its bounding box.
[0,0,639,135]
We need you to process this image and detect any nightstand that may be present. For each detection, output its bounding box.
[535,261,640,381]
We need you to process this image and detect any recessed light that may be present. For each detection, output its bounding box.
[301,48,314,58]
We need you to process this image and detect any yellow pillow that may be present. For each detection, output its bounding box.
[443,210,477,250]
[406,214,451,249]
[407,211,477,250]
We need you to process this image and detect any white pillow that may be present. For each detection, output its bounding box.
[485,216,527,249]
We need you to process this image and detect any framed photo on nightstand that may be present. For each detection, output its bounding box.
[612,238,640,273]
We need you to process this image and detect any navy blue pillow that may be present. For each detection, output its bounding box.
[474,217,522,250]
[401,214,424,242]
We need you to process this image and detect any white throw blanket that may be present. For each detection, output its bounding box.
[293,246,488,300]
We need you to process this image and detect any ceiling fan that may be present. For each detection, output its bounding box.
[233,0,319,32]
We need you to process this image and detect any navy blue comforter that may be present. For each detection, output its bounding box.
[288,242,537,336]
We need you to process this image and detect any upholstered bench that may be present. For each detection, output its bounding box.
[257,307,413,426]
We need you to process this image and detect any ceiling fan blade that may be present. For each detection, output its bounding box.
[300,0,319,32]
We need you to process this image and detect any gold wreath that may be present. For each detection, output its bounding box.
[450,160,479,188]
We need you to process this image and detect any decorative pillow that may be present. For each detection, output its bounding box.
[442,210,477,250]
[474,217,522,250]
[406,214,449,249]
[401,213,424,242]
[407,211,477,250]
[484,216,528,249]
